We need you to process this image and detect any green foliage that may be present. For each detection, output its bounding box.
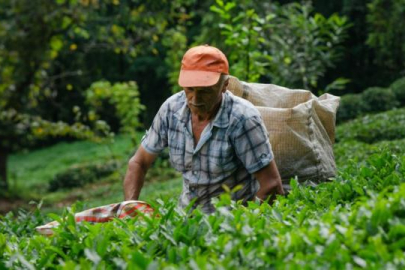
[48,160,120,192]
[312,0,405,92]
[390,77,405,106]
[0,109,111,151]
[336,94,367,122]
[202,1,350,92]
[2,150,405,268]
[0,202,46,237]
[0,1,111,189]
[367,0,405,73]
[336,108,405,143]
[8,134,133,193]
[362,86,399,112]
[263,2,351,92]
[334,138,405,170]
[0,0,197,190]
[6,134,182,210]
[210,0,267,82]
[323,77,352,93]
[162,27,188,94]
[85,81,145,145]
[337,82,402,122]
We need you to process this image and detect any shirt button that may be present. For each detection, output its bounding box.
[190,187,195,192]
[193,171,197,175]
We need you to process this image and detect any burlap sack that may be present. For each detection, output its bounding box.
[228,76,340,189]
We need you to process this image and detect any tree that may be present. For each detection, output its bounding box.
[0,0,110,193]
[197,0,350,93]
[367,0,405,79]
[0,0,189,193]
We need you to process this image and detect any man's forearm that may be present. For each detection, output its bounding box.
[254,160,285,203]
[123,161,146,200]
[123,146,157,201]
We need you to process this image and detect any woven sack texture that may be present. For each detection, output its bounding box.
[228,76,340,189]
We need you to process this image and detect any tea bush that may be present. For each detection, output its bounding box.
[336,93,367,122]
[361,86,399,112]
[390,77,405,106]
[1,150,405,268]
[48,160,121,191]
[334,139,405,169]
[337,78,405,123]
[336,108,405,143]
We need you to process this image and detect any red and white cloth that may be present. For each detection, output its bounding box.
[36,200,154,236]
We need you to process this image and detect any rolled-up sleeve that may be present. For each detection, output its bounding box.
[141,102,169,154]
[232,115,273,174]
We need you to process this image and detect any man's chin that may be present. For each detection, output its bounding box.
[189,105,206,113]
[191,109,205,114]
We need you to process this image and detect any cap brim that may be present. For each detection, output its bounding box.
[178,70,221,87]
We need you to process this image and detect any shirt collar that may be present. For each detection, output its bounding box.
[174,92,190,124]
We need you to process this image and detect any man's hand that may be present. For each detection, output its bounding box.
[253,159,284,203]
[123,146,157,200]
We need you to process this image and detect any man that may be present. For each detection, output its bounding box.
[123,45,284,213]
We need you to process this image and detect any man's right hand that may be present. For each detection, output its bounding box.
[123,145,158,200]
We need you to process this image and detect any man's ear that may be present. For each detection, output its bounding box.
[222,78,229,93]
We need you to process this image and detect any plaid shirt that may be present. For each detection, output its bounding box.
[141,91,273,213]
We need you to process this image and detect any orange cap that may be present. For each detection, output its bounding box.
[178,45,229,87]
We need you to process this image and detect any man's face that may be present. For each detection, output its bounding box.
[184,79,227,116]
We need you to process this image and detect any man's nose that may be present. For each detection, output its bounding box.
[193,92,201,103]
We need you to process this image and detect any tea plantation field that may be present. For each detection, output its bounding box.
[1,108,405,269]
